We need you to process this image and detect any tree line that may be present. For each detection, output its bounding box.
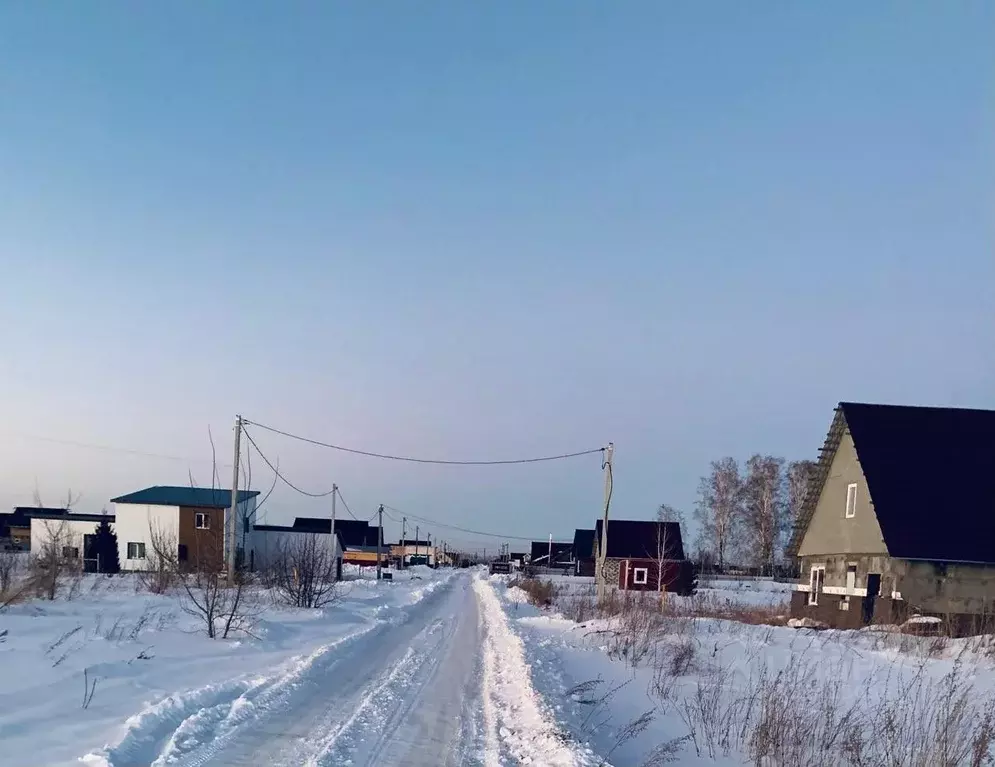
[691,456,817,574]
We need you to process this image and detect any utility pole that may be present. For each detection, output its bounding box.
[401,516,407,569]
[415,525,420,564]
[227,415,242,586]
[376,504,384,580]
[596,442,615,600]
[330,484,338,582]
[548,533,553,572]
[427,533,432,567]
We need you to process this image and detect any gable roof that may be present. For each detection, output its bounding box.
[593,519,685,560]
[845,402,995,563]
[111,486,260,508]
[573,528,596,560]
[789,402,995,563]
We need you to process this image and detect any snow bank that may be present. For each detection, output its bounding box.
[473,575,600,766]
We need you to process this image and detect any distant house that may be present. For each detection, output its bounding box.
[391,539,434,567]
[593,519,694,595]
[788,403,995,634]
[529,540,573,571]
[112,486,259,572]
[26,508,116,572]
[0,507,34,550]
[508,552,527,570]
[572,529,596,576]
[252,521,344,579]
[292,517,388,567]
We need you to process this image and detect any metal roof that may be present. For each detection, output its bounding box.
[111,486,260,508]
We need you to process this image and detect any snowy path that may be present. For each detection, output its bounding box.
[78,572,596,767]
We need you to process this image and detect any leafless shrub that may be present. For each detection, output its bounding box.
[179,559,259,640]
[640,736,692,766]
[509,577,556,608]
[29,520,78,601]
[137,523,178,595]
[269,533,341,609]
[0,550,23,594]
[677,653,995,767]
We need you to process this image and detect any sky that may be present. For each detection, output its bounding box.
[1,3,993,552]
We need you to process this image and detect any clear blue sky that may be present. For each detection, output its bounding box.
[1,3,992,550]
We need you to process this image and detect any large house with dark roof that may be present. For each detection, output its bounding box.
[788,402,995,633]
[112,486,260,571]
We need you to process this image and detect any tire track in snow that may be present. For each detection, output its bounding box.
[82,574,459,767]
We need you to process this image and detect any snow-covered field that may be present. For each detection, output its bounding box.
[496,574,995,766]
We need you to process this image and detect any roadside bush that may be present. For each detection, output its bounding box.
[509,577,556,608]
[269,533,341,609]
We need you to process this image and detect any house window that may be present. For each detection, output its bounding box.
[127,542,146,560]
[195,512,210,530]
[632,567,648,585]
[62,546,79,559]
[809,565,825,605]
[845,483,857,518]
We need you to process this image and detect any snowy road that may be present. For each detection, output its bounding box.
[79,572,597,767]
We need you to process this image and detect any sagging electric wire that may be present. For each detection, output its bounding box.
[242,418,606,466]
[382,504,542,542]
[242,425,336,498]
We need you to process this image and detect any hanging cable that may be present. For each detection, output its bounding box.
[334,486,361,520]
[382,504,553,542]
[242,426,336,498]
[242,419,606,466]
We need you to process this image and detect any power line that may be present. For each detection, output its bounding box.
[382,504,555,543]
[7,431,233,467]
[242,426,336,498]
[334,487,359,520]
[242,419,606,466]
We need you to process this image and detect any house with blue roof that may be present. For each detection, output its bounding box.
[111,485,260,572]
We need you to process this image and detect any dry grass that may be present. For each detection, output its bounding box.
[509,576,557,608]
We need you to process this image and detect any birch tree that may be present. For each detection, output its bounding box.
[655,504,685,593]
[785,459,817,557]
[694,458,742,571]
[742,455,785,575]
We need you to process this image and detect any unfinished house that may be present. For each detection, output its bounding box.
[788,402,995,634]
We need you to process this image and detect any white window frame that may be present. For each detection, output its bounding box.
[845,483,857,518]
[127,542,146,560]
[195,512,210,530]
[809,565,825,606]
[632,567,648,585]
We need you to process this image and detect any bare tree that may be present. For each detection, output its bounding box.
[742,455,785,575]
[137,521,179,594]
[270,533,340,608]
[31,485,82,510]
[694,458,742,571]
[31,520,77,600]
[784,459,817,558]
[655,504,685,595]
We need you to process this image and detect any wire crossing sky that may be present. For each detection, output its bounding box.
[1,3,992,540]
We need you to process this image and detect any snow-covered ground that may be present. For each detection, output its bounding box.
[0,566,606,767]
[495,574,995,766]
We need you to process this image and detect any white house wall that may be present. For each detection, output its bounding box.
[112,504,179,571]
[29,517,112,560]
